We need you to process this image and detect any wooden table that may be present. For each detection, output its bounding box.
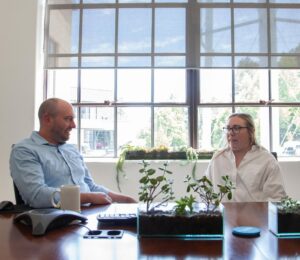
[0,202,300,259]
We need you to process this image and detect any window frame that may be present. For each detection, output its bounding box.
[44,0,300,158]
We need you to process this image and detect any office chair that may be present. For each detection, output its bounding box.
[13,182,25,205]
[11,143,26,205]
[271,152,278,160]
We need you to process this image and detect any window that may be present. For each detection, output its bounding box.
[45,0,300,158]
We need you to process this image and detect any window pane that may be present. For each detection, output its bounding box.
[234,0,266,2]
[154,69,186,102]
[270,9,300,54]
[198,0,229,2]
[200,69,232,103]
[235,106,269,148]
[82,9,115,53]
[235,69,269,102]
[271,70,300,103]
[47,69,78,103]
[84,0,115,3]
[118,9,151,53]
[117,69,151,102]
[200,8,231,53]
[154,107,188,149]
[48,9,79,54]
[81,69,114,103]
[155,8,185,53]
[118,56,151,67]
[234,9,267,53]
[235,56,268,68]
[200,56,232,67]
[155,56,186,67]
[156,0,187,2]
[81,107,114,157]
[272,107,300,157]
[118,107,151,148]
[198,107,231,150]
[270,0,300,3]
[120,0,150,2]
[81,57,114,67]
[271,56,300,68]
[48,0,80,4]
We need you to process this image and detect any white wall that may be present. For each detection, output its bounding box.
[87,160,300,201]
[0,0,42,201]
[87,160,207,201]
[0,1,299,203]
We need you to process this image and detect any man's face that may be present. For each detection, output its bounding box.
[226,116,251,153]
[49,102,76,144]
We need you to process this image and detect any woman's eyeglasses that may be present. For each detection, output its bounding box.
[223,126,248,134]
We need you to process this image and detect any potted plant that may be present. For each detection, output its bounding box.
[137,161,235,239]
[268,196,300,237]
[116,145,215,190]
[125,145,173,160]
[116,144,148,191]
[138,160,175,211]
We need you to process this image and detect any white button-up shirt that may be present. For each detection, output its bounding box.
[205,145,286,202]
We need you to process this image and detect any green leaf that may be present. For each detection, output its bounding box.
[156,176,164,182]
[147,169,156,175]
[150,179,157,185]
[219,186,227,193]
[139,176,148,183]
[161,184,169,190]
[227,192,232,200]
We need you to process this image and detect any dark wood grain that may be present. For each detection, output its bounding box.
[0,202,300,259]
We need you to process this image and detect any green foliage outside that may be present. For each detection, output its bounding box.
[137,107,188,150]
[135,57,300,152]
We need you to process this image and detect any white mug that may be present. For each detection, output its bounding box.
[51,185,80,212]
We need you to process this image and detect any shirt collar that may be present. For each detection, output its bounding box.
[30,131,61,147]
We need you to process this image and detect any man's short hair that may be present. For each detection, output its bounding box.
[38,98,61,121]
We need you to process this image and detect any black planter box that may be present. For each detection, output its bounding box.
[268,202,300,237]
[137,203,223,239]
[125,151,213,160]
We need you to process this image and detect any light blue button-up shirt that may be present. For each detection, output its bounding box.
[10,131,108,208]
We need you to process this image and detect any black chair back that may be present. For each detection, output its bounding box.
[13,182,25,205]
[271,152,278,160]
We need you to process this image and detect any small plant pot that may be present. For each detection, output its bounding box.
[168,151,187,160]
[197,152,214,160]
[154,151,169,159]
[268,201,300,237]
[137,203,224,239]
[124,150,214,160]
[125,151,146,160]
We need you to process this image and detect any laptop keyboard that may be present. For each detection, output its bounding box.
[97,213,137,225]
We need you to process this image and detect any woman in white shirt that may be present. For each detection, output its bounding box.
[205,113,286,202]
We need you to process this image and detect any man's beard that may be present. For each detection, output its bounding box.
[52,128,70,144]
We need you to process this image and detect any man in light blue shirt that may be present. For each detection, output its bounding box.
[10,98,136,208]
